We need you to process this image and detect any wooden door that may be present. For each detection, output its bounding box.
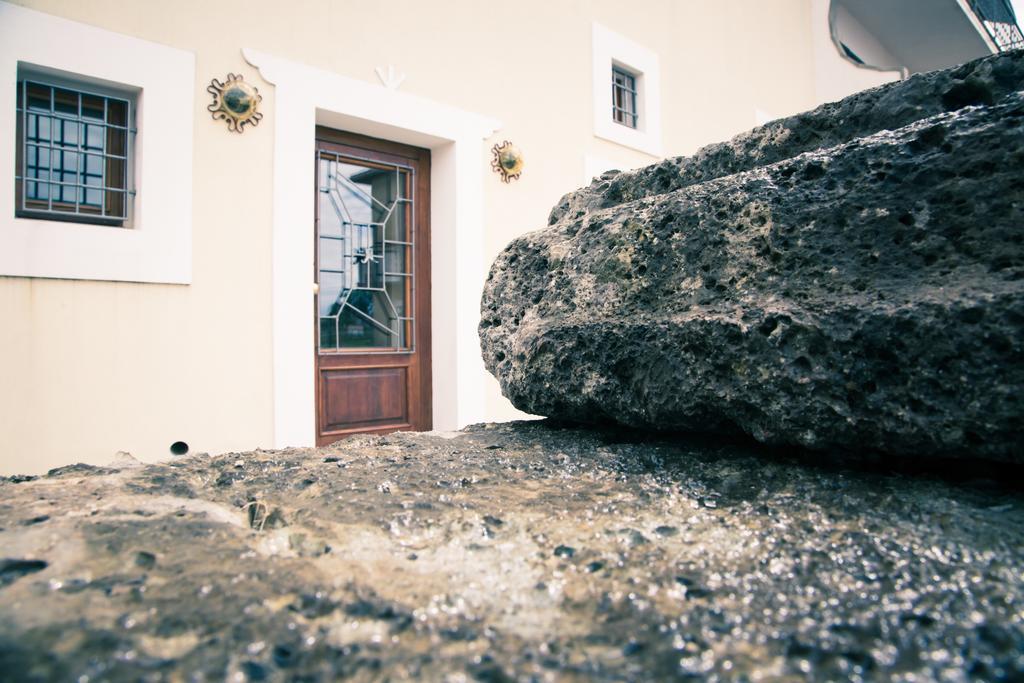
[314,128,431,445]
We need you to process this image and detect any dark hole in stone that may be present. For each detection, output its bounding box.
[134,551,156,569]
[958,307,985,324]
[802,162,826,180]
[941,79,994,111]
[989,335,1012,354]
[913,124,947,149]
[170,441,189,456]
[0,558,48,588]
[272,644,296,668]
[900,612,937,627]
[240,662,268,681]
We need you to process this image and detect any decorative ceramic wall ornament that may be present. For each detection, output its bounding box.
[207,73,263,133]
[491,141,523,183]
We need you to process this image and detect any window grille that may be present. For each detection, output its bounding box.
[612,67,638,129]
[15,78,134,226]
[967,0,1024,51]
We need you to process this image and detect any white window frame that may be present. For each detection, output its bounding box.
[0,2,195,284]
[592,22,663,157]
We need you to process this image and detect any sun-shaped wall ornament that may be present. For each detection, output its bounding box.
[491,141,523,183]
[207,73,263,133]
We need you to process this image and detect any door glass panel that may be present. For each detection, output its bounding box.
[384,199,408,241]
[385,275,409,317]
[384,242,408,274]
[319,236,342,269]
[318,271,344,317]
[317,153,414,352]
[335,290,405,349]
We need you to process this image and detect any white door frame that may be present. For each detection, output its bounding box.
[242,49,500,447]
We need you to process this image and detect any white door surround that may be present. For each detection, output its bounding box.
[242,48,500,448]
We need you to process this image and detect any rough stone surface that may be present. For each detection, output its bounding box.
[1,423,1023,680]
[481,55,1024,460]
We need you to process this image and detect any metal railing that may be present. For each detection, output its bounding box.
[967,0,1024,51]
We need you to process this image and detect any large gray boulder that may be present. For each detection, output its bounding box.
[481,53,1024,460]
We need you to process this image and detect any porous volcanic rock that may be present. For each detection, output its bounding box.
[1,423,1023,680]
[481,55,1024,460]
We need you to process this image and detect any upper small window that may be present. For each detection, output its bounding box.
[612,66,638,129]
[592,23,661,155]
[14,72,135,227]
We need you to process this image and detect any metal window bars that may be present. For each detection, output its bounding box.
[316,152,416,354]
[612,67,638,129]
[967,0,1024,51]
[15,79,135,224]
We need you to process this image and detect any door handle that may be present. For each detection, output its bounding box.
[312,282,320,294]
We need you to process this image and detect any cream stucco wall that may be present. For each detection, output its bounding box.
[0,0,856,474]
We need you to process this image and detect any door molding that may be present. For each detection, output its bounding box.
[242,48,500,448]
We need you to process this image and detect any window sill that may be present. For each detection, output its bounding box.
[594,118,663,157]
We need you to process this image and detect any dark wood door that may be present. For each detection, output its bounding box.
[314,128,431,445]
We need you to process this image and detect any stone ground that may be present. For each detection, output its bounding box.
[1,421,1022,681]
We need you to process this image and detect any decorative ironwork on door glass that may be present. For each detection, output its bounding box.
[317,152,414,352]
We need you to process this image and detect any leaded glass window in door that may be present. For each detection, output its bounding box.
[317,153,414,352]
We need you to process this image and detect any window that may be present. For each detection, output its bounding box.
[612,66,638,128]
[591,23,662,156]
[15,72,134,226]
[2,3,194,284]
